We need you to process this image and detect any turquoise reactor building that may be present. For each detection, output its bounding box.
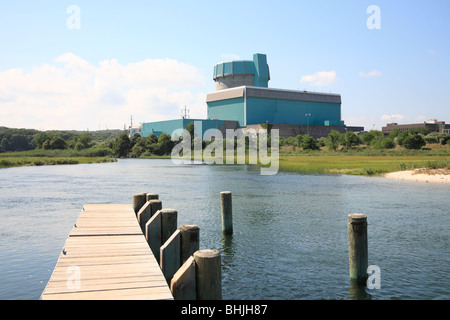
[140,53,362,138]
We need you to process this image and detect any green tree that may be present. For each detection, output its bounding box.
[362,130,384,145]
[185,122,195,140]
[301,134,319,150]
[341,131,362,149]
[295,134,303,147]
[147,133,158,145]
[49,136,68,150]
[157,133,174,155]
[327,130,341,151]
[388,129,400,139]
[130,133,141,148]
[34,132,52,149]
[396,131,409,146]
[78,133,92,149]
[402,134,426,150]
[113,132,131,157]
[381,137,395,149]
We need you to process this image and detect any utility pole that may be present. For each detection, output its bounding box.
[181,106,189,119]
[305,113,311,135]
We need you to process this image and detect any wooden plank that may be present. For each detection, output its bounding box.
[41,204,173,300]
[42,275,169,295]
[41,287,173,300]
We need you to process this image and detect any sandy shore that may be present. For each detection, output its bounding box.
[385,168,450,184]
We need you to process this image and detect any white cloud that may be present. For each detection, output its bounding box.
[0,53,207,130]
[380,114,406,123]
[300,71,337,87]
[359,70,382,78]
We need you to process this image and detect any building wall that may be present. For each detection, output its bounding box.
[215,74,254,91]
[245,124,363,139]
[207,96,342,128]
[246,97,342,126]
[140,119,239,139]
[207,97,245,127]
[382,122,450,134]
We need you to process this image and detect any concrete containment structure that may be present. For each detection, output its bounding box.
[138,53,364,139]
[213,53,270,90]
[205,53,360,138]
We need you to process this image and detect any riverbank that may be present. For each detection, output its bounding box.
[0,156,116,168]
[278,153,450,176]
[2,146,450,177]
[385,168,450,184]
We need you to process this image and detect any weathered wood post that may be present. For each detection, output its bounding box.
[179,224,200,265]
[160,229,181,283]
[348,213,368,285]
[137,201,152,233]
[170,256,196,300]
[146,193,159,202]
[194,249,222,300]
[160,209,178,244]
[146,210,162,263]
[221,191,233,235]
[133,193,147,215]
[150,199,162,217]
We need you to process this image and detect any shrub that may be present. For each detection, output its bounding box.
[381,137,395,149]
[301,135,319,150]
[326,130,341,151]
[341,131,362,149]
[402,134,426,150]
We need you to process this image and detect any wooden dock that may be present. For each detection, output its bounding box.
[40,204,173,300]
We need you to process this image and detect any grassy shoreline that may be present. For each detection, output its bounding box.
[278,154,450,176]
[2,145,450,176]
[0,156,116,168]
[277,144,450,176]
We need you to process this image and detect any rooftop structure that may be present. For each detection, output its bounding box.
[213,53,270,90]
[382,120,450,134]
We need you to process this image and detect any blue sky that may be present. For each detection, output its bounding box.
[0,0,449,131]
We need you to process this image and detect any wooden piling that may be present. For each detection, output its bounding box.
[150,199,162,217]
[348,213,368,285]
[146,210,162,263]
[137,201,152,233]
[160,229,181,283]
[160,209,178,245]
[221,191,233,235]
[133,193,147,215]
[179,225,200,265]
[194,249,222,300]
[146,193,159,202]
[170,256,196,300]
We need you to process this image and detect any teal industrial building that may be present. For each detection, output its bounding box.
[140,54,363,139]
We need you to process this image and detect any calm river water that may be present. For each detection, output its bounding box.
[0,159,449,300]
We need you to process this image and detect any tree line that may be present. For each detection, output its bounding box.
[280,127,450,151]
[2,124,449,157]
[0,127,122,154]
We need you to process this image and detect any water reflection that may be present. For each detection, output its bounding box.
[348,282,372,300]
[221,234,235,257]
